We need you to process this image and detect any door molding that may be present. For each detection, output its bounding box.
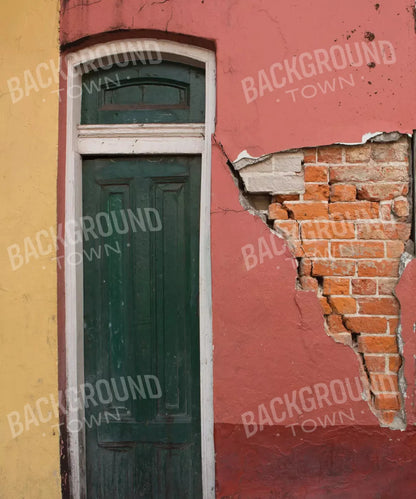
[64,39,216,498]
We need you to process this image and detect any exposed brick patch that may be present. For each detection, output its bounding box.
[269,137,411,425]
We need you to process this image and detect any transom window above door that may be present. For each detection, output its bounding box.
[81,59,206,124]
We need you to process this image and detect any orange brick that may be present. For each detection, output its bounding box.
[345,144,371,163]
[268,203,289,220]
[378,278,397,295]
[386,241,404,258]
[356,222,411,241]
[327,314,348,334]
[346,316,387,334]
[379,411,397,425]
[330,165,381,183]
[323,277,350,295]
[332,241,384,259]
[331,165,408,183]
[392,197,409,218]
[289,240,304,257]
[273,220,299,240]
[364,355,385,372]
[371,141,409,162]
[370,374,398,392]
[329,332,353,344]
[352,278,377,295]
[380,165,409,181]
[299,258,312,276]
[357,260,399,278]
[374,393,401,410]
[330,184,357,202]
[358,335,397,352]
[312,259,355,277]
[304,165,328,182]
[303,148,317,163]
[329,201,379,220]
[284,202,328,220]
[328,296,356,314]
[301,221,355,239]
[299,276,319,291]
[272,194,300,203]
[304,184,329,201]
[302,240,329,258]
[358,297,399,315]
[357,183,408,201]
[388,318,399,335]
[317,146,343,163]
[320,297,332,315]
[389,355,402,373]
[380,203,392,221]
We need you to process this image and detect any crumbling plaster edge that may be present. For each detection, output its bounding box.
[233,131,411,166]
[392,251,415,430]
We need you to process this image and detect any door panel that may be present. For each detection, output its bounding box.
[82,156,202,498]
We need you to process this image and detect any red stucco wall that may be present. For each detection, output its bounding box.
[59,0,416,495]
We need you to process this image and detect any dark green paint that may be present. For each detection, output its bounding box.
[83,156,202,498]
[81,61,205,124]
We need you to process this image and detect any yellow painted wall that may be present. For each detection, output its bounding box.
[0,0,61,496]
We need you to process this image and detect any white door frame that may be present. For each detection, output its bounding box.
[64,39,216,498]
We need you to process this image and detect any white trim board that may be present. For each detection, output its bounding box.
[77,124,205,155]
[64,39,216,498]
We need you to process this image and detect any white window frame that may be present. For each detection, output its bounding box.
[64,39,216,498]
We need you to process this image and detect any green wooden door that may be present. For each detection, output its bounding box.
[82,156,202,498]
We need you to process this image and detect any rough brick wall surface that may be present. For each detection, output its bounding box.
[269,137,412,425]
